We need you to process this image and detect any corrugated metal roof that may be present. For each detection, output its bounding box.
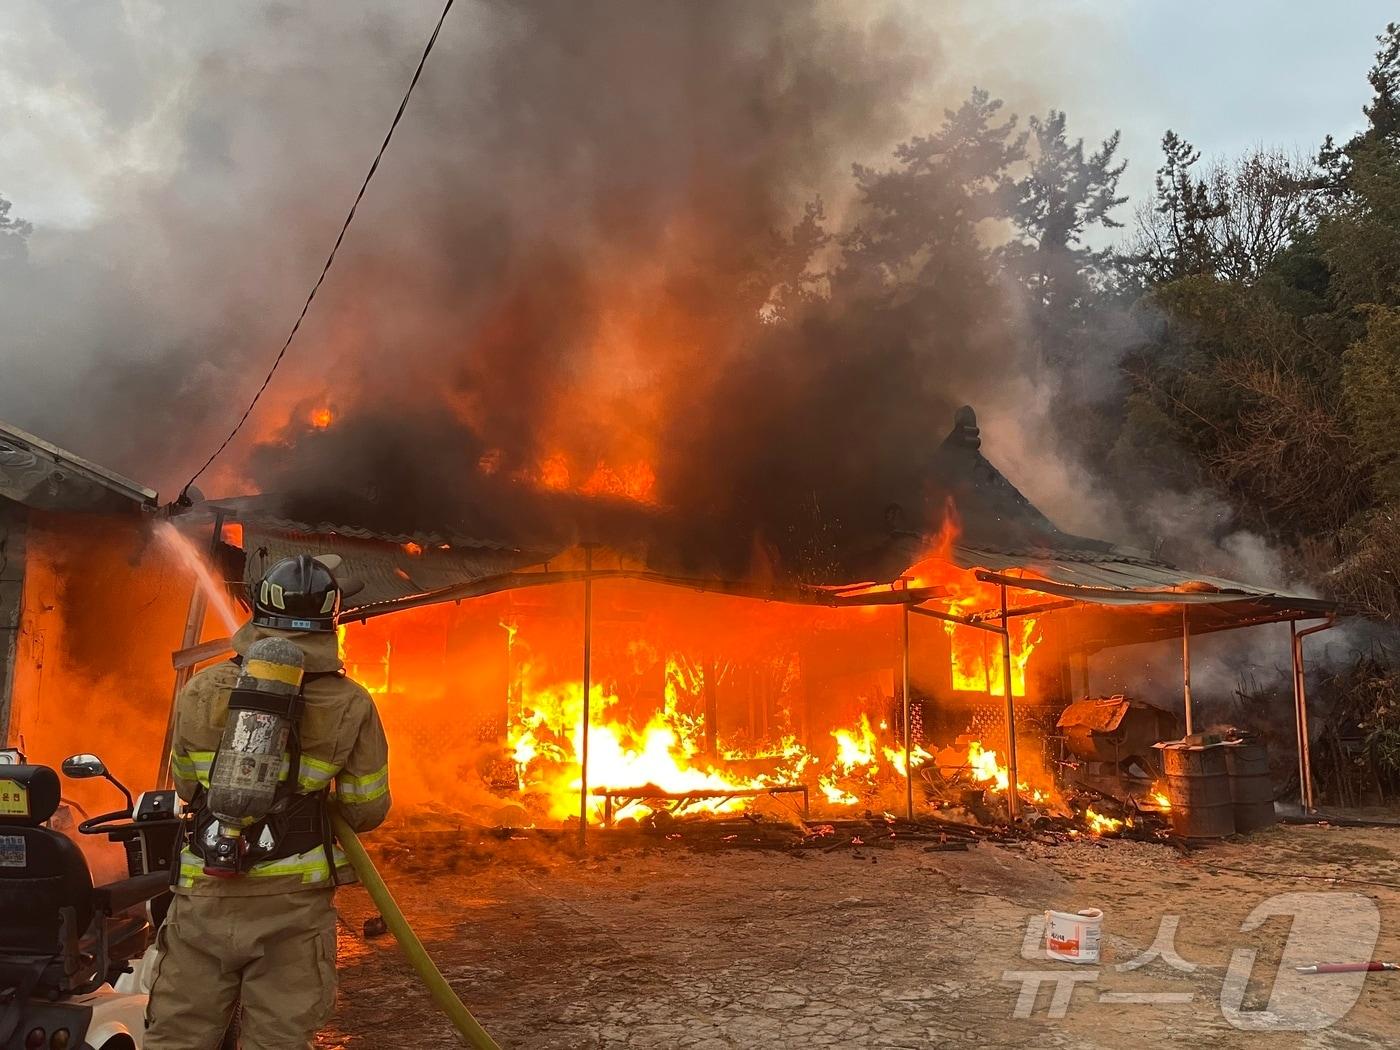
[951,543,1331,612]
[0,419,157,513]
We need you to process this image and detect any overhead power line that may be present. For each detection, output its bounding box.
[179,0,456,501]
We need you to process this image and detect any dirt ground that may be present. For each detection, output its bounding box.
[316,823,1400,1049]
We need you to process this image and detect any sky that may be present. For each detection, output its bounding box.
[0,2,1392,232]
[915,0,1392,219]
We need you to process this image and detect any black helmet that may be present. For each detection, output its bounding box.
[251,555,343,632]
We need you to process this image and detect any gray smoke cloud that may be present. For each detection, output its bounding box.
[0,4,1005,550]
[0,1,1289,589]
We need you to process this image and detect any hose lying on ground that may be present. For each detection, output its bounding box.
[330,806,503,1050]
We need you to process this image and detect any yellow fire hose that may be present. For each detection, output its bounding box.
[330,806,503,1050]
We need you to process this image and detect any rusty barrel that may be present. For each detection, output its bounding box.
[1161,742,1235,839]
[1225,740,1277,832]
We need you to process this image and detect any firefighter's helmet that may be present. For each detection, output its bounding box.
[251,554,344,632]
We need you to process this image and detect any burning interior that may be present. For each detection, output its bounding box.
[149,408,1334,840]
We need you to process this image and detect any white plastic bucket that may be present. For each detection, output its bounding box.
[1044,907,1103,964]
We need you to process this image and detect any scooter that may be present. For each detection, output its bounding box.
[0,748,180,1050]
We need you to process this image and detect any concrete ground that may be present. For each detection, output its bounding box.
[316,823,1400,1049]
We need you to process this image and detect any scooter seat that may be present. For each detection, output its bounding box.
[0,765,94,958]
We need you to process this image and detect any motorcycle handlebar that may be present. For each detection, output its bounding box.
[78,808,135,836]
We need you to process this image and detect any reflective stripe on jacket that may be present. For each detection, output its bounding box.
[175,842,354,889]
[170,622,392,897]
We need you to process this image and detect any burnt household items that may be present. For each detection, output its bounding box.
[1057,695,1179,797]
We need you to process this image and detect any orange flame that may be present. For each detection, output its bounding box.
[518,452,658,504]
[1085,807,1127,835]
[332,575,1062,828]
[509,661,812,822]
[310,406,334,429]
[883,507,1046,697]
[932,738,1053,805]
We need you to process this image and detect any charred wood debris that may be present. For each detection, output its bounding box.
[370,784,1180,876]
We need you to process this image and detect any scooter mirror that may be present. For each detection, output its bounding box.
[62,753,108,779]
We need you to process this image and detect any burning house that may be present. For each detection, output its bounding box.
[165,407,1339,839]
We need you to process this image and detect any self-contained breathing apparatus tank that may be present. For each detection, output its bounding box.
[203,636,306,876]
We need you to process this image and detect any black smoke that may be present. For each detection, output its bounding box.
[4,2,1043,575]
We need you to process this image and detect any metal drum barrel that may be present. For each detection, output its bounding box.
[1161,742,1236,839]
[1225,741,1277,832]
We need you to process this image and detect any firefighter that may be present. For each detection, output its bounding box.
[146,554,391,1049]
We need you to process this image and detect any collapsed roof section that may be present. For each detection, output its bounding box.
[0,420,157,514]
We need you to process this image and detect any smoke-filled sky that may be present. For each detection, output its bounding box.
[3,3,1390,233]
[0,1,1392,574]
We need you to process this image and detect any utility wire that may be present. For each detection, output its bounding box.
[179,0,456,501]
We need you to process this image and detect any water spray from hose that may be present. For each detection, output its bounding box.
[155,521,243,635]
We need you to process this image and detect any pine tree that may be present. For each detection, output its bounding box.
[0,193,31,264]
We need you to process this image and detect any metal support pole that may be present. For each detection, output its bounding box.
[901,602,913,821]
[1297,639,1315,814]
[1292,619,1338,813]
[999,585,1021,822]
[1290,618,1338,813]
[1290,622,1309,811]
[1181,605,1193,737]
[577,546,595,849]
[159,587,207,789]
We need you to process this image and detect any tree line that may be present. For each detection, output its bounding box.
[765,22,1400,628]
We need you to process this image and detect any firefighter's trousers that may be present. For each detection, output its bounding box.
[144,889,337,1050]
